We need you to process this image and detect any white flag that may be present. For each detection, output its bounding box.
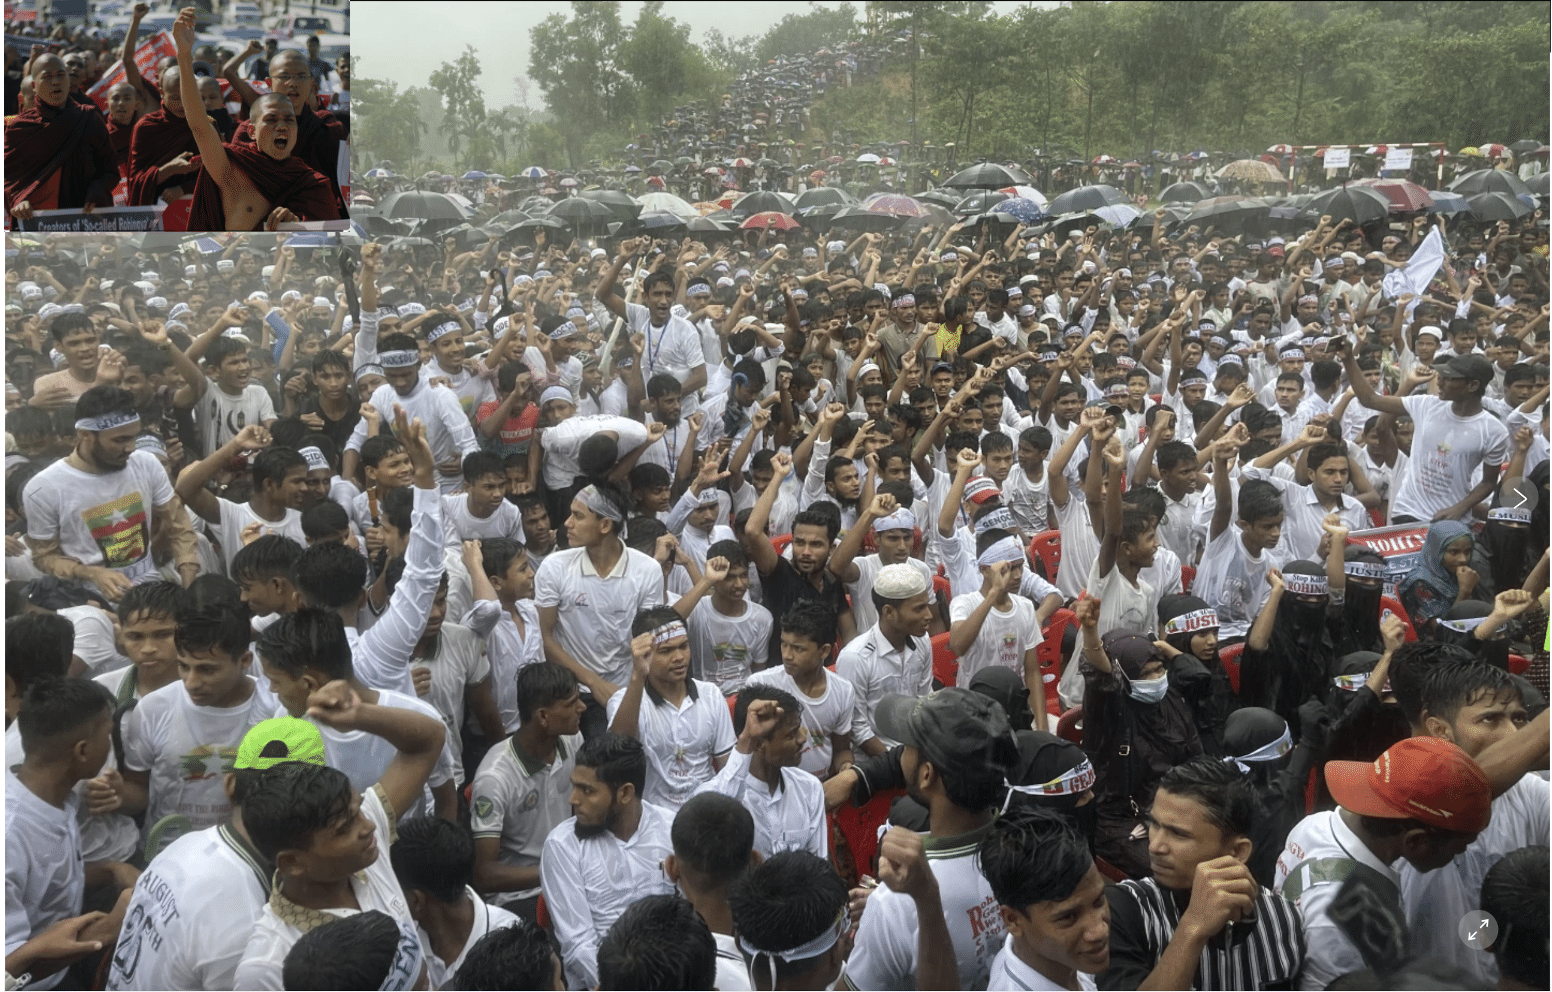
[1382,227,1445,301]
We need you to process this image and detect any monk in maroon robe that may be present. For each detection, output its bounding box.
[126,64,200,206]
[105,81,143,174]
[172,10,336,232]
[228,49,346,215]
[5,54,118,222]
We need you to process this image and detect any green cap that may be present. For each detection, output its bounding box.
[234,717,327,771]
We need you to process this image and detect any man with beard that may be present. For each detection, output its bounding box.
[539,733,676,990]
[226,44,347,215]
[126,63,201,207]
[21,386,199,602]
[170,9,337,231]
[4,53,118,223]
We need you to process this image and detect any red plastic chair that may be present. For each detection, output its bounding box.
[830,787,906,888]
[1038,609,1077,718]
[536,892,550,929]
[1379,596,1417,642]
[1220,642,1245,695]
[1028,530,1062,582]
[771,533,792,555]
[1180,565,1196,594]
[727,694,738,721]
[931,631,959,687]
[1094,855,1130,883]
[1509,654,1529,676]
[1368,506,1386,527]
[1056,705,1084,744]
[932,573,952,604]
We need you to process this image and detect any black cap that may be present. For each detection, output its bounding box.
[874,689,1016,782]
[1436,354,1493,385]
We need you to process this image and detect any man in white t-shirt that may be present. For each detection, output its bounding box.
[728,850,850,992]
[1193,433,1281,643]
[676,544,772,695]
[601,238,709,417]
[231,680,446,991]
[666,793,757,992]
[470,663,584,917]
[948,540,1042,696]
[175,423,308,572]
[978,810,1110,992]
[119,597,278,847]
[23,386,200,601]
[535,484,665,738]
[1342,349,1508,524]
[840,689,1017,991]
[442,451,526,547]
[608,607,737,812]
[388,815,520,990]
[7,679,132,992]
[193,335,277,460]
[346,331,480,493]
[105,715,330,991]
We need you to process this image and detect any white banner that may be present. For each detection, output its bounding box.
[338,140,350,205]
[1324,146,1351,170]
[1383,147,1414,171]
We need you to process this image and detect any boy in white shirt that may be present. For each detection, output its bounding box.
[442,451,527,547]
[1003,426,1053,535]
[693,687,828,860]
[675,543,772,695]
[951,525,1045,693]
[468,538,543,734]
[119,592,278,846]
[607,607,737,812]
[1194,430,1282,644]
[978,810,1110,992]
[6,679,133,992]
[231,680,447,991]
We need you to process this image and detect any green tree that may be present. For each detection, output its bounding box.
[428,45,489,170]
[529,2,631,167]
[352,69,429,173]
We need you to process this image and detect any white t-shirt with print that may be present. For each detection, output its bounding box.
[1192,526,1272,641]
[195,383,276,459]
[948,591,1042,686]
[1391,395,1510,521]
[743,666,870,776]
[23,449,175,584]
[207,496,305,573]
[685,597,773,695]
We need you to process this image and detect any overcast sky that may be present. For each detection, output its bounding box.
[354,1,1046,108]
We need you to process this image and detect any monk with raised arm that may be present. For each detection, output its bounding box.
[225,45,346,214]
[4,53,118,222]
[171,8,338,231]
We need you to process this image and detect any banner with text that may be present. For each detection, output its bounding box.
[1346,523,1429,598]
[12,205,166,233]
[86,30,176,112]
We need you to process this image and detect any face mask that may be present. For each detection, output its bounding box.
[1129,673,1170,704]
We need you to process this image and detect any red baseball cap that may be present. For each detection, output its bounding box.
[1326,737,1491,834]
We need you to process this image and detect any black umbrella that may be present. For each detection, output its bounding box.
[1508,139,1542,155]
[1132,203,1193,230]
[1466,192,1533,222]
[579,187,642,222]
[1448,169,1532,198]
[1297,185,1391,226]
[484,209,531,230]
[794,186,854,210]
[355,213,412,236]
[1184,196,1273,230]
[943,162,1032,189]
[548,196,618,233]
[796,202,847,225]
[1045,185,1130,215]
[512,215,570,233]
[914,188,963,209]
[1528,172,1550,197]
[378,191,475,221]
[1160,181,1214,204]
[637,211,689,233]
[952,190,1010,217]
[686,216,735,233]
[730,190,795,218]
[439,224,487,250]
[829,206,899,232]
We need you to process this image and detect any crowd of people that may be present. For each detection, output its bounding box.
[4,3,347,231]
[3,191,1550,991]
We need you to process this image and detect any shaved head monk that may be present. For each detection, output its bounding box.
[126,62,202,206]
[106,80,143,171]
[173,8,337,231]
[226,44,346,215]
[4,52,118,223]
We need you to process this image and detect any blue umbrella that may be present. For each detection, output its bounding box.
[997,197,1045,223]
[519,166,547,179]
[365,168,394,179]
[462,171,487,181]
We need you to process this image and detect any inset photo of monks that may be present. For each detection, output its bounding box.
[5,1,349,233]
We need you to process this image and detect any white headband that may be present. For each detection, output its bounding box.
[977,535,1025,567]
[1164,608,1219,637]
[873,508,916,533]
[1333,672,1370,692]
[1437,614,1488,635]
[1489,506,1533,524]
[739,907,847,965]
[973,507,1018,537]
[1226,724,1293,775]
[651,620,688,646]
[298,446,330,472]
[577,484,624,523]
[1344,559,1386,580]
[356,363,385,381]
[1283,572,1328,597]
[75,411,141,433]
[379,350,420,368]
[426,320,460,343]
[1004,757,1096,801]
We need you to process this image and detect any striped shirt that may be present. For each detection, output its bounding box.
[1097,877,1305,991]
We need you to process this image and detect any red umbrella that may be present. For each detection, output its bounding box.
[1351,178,1434,213]
[741,211,802,231]
[864,194,929,218]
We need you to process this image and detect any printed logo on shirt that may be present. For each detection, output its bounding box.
[474,796,494,819]
[84,491,150,568]
[111,900,157,982]
[713,640,750,664]
[179,744,238,781]
[522,789,540,812]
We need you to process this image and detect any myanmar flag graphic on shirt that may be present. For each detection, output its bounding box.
[85,492,149,568]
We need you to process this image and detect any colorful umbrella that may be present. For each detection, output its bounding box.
[1350,179,1433,213]
[863,194,928,218]
[997,185,1049,209]
[518,166,547,179]
[740,211,802,231]
[1216,159,1285,183]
